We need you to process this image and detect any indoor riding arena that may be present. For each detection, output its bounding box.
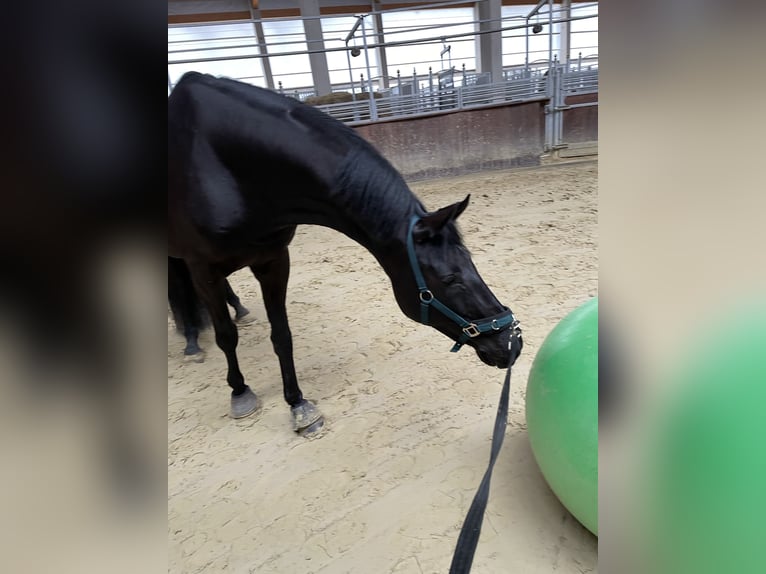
[169,1,598,572]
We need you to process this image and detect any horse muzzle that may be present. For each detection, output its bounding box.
[475,331,523,369]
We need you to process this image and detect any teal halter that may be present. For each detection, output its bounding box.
[406,215,519,352]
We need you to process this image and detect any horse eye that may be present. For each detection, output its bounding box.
[442,274,456,285]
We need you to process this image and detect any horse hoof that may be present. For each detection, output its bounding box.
[291,400,324,437]
[230,387,261,419]
[299,417,325,438]
[183,350,206,364]
[235,312,255,325]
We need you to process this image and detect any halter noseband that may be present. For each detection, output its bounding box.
[406,215,520,352]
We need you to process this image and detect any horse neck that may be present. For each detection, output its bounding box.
[321,157,423,269]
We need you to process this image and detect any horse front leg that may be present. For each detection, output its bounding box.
[251,249,324,437]
[188,265,260,419]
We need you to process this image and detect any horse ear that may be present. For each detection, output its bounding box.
[453,194,470,219]
[413,195,471,241]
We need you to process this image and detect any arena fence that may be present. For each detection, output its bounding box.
[546,61,598,150]
[306,58,597,152]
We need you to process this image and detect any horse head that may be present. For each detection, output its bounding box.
[393,194,523,368]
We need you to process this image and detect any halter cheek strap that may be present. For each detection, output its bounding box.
[406,215,519,352]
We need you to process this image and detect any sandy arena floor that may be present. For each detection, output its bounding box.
[168,160,598,573]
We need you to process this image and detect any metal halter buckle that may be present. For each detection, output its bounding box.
[507,320,522,350]
[462,324,481,338]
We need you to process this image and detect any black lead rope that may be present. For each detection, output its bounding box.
[448,347,514,573]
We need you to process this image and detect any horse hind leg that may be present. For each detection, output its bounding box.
[189,266,260,419]
[251,249,324,437]
[182,324,206,363]
[224,279,254,324]
[168,256,207,362]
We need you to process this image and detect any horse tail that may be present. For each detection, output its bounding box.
[167,256,210,333]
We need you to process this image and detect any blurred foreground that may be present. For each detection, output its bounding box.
[600,1,766,572]
[0,2,166,573]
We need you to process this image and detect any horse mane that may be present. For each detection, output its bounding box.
[332,146,425,242]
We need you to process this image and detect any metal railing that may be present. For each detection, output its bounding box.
[309,71,553,125]
[561,67,598,95]
[295,62,596,126]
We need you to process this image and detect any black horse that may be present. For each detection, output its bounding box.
[168,256,251,361]
[168,72,522,435]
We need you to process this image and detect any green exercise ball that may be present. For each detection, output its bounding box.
[525,297,598,535]
[641,300,766,574]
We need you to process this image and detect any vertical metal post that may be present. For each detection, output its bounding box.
[300,0,332,96]
[476,0,502,83]
[360,15,377,121]
[428,66,433,109]
[397,69,401,93]
[544,62,554,151]
[412,68,418,111]
[560,60,566,146]
[525,18,529,71]
[360,73,367,118]
[372,5,389,89]
[346,48,356,99]
[345,16,363,99]
[548,0,553,66]
[554,58,562,147]
[543,56,565,149]
[462,62,466,86]
[278,81,283,94]
[250,5,275,90]
[560,0,571,68]
[527,0,553,72]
